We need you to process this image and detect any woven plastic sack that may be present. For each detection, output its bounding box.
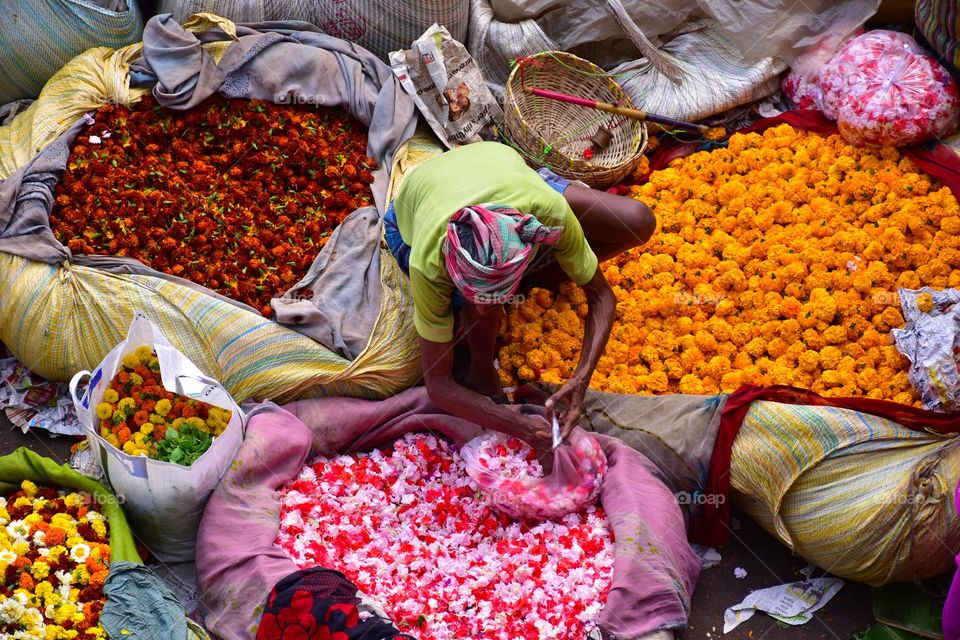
[467,0,562,92]
[0,15,426,403]
[0,250,415,403]
[469,0,785,119]
[916,0,960,73]
[155,0,468,61]
[460,426,607,521]
[608,16,786,123]
[730,400,960,586]
[0,0,143,105]
[817,30,960,147]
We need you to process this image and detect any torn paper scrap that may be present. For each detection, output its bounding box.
[692,544,722,570]
[723,577,844,633]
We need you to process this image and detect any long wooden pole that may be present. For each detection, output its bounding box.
[525,86,708,134]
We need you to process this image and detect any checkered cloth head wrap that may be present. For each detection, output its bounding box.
[443,204,564,304]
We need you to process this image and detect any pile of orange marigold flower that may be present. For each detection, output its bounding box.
[50,95,375,317]
[498,124,960,402]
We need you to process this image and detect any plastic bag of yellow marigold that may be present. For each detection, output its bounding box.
[67,310,244,562]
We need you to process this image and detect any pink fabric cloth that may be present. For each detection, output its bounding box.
[196,388,699,639]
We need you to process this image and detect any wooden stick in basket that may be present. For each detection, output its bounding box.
[525,87,709,134]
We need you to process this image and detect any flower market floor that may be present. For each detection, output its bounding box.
[0,413,877,639]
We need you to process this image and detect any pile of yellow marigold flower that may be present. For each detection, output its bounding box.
[498,124,960,402]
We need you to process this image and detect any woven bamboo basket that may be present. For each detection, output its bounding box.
[503,51,647,189]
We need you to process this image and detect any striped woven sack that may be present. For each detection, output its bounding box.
[0,20,232,179]
[0,0,143,105]
[155,0,469,61]
[605,11,786,123]
[0,15,435,403]
[467,0,559,91]
[468,0,784,119]
[917,0,960,72]
[730,400,960,586]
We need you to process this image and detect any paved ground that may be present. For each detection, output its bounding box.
[0,412,876,638]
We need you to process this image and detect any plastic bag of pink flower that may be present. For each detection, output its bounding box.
[782,70,823,110]
[781,27,864,111]
[460,427,607,521]
[817,30,960,146]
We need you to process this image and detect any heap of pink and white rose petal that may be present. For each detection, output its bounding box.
[274,433,614,640]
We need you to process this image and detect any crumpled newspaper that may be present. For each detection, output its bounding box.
[892,288,960,412]
[390,24,502,150]
[723,576,844,633]
[69,443,106,484]
[0,354,82,436]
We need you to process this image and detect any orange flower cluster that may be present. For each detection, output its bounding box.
[95,345,231,464]
[499,124,960,402]
[50,95,376,317]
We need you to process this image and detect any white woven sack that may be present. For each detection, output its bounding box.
[468,0,559,91]
[606,3,786,123]
[156,0,469,60]
[469,0,786,121]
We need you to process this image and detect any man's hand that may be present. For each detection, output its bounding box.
[540,268,613,446]
[503,404,552,450]
[502,405,556,475]
[545,376,588,442]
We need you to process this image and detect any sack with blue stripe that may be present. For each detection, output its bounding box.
[0,0,143,104]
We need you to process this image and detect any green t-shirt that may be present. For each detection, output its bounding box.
[393,141,598,343]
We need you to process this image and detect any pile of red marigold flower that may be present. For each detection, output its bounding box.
[50,95,376,317]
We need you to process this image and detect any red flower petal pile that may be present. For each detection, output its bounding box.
[275,433,614,640]
[50,95,377,317]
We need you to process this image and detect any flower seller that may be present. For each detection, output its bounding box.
[385,141,655,450]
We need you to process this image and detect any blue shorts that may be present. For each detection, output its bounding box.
[384,167,572,307]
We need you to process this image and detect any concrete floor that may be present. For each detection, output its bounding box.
[686,514,875,640]
[0,412,876,639]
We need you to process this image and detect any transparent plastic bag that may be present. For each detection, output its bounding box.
[818,30,926,119]
[781,27,863,110]
[818,30,959,146]
[782,70,823,110]
[460,425,607,521]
